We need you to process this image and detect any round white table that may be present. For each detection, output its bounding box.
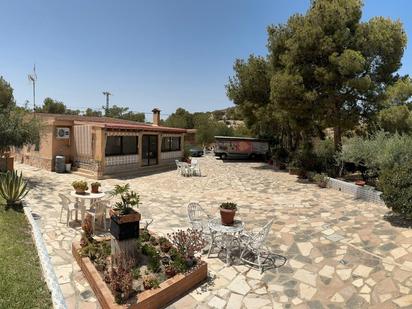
[208,218,244,265]
[70,191,106,221]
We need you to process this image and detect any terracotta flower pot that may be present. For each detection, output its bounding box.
[355,180,366,187]
[75,189,86,195]
[91,184,100,193]
[220,208,236,226]
[317,182,327,188]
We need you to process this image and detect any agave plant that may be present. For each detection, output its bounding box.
[0,171,30,206]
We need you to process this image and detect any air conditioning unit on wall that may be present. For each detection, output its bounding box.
[56,127,70,139]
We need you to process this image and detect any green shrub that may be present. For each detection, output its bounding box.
[80,241,110,264]
[171,252,189,273]
[271,147,289,163]
[379,160,412,217]
[339,131,412,179]
[313,173,328,187]
[141,243,161,273]
[143,274,160,289]
[312,139,336,174]
[140,229,151,242]
[131,266,141,279]
[289,147,318,173]
[141,243,155,256]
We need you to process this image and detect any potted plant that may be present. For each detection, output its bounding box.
[65,161,72,173]
[313,173,328,188]
[355,180,366,186]
[72,180,88,195]
[219,202,237,226]
[91,182,101,193]
[109,184,141,240]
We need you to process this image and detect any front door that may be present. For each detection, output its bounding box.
[142,135,158,166]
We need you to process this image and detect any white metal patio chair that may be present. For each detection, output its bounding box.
[87,200,110,232]
[58,193,78,227]
[187,202,212,234]
[239,218,275,273]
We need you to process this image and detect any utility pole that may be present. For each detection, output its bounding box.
[28,65,37,111]
[103,91,112,115]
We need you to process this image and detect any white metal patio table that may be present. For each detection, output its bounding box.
[70,191,106,222]
[208,218,244,266]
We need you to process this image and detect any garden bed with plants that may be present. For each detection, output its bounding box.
[73,220,208,309]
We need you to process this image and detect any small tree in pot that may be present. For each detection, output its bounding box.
[110,184,141,240]
[219,202,237,226]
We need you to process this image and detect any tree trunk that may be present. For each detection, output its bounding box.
[334,125,342,151]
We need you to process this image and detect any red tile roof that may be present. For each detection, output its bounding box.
[104,123,187,133]
[34,112,187,133]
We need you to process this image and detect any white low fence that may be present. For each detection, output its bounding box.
[327,177,384,205]
[24,205,67,309]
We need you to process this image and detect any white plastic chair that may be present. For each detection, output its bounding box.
[239,218,275,273]
[190,159,201,176]
[87,200,109,232]
[175,160,182,175]
[181,162,192,177]
[58,193,78,227]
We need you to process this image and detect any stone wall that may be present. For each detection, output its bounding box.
[14,152,53,171]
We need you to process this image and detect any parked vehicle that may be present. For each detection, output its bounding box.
[214,136,269,160]
[189,146,204,157]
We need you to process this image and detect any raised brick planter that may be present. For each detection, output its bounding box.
[72,241,207,309]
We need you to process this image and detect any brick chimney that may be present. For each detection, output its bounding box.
[152,108,161,126]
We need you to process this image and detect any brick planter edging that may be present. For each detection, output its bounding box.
[327,177,384,205]
[72,241,208,309]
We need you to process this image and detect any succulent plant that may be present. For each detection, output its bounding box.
[72,180,88,191]
[220,202,237,210]
[143,274,160,290]
[0,171,30,206]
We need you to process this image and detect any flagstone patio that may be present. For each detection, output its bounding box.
[18,155,412,309]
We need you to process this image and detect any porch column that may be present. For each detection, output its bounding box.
[94,128,106,178]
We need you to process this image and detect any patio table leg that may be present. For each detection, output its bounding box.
[207,230,216,258]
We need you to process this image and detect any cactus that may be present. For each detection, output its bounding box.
[0,171,30,206]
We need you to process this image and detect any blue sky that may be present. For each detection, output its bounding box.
[0,0,411,117]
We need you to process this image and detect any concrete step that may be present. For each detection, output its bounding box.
[70,167,97,179]
[103,163,176,179]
